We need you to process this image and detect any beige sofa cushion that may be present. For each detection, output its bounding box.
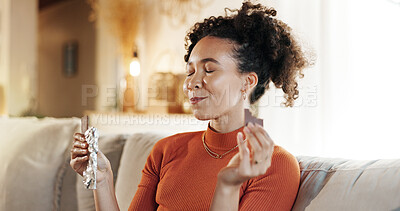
[293,156,400,211]
[0,117,80,211]
[115,132,171,211]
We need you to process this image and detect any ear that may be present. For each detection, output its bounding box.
[243,72,258,92]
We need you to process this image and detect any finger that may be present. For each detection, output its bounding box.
[237,132,250,162]
[71,148,88,160]
[71,155,89,164]
[244,123,262,154]
[251,124,268,148]
[253,124,274,149]
[237,132,245,160]
[71,147,89,159]
[73,141,88,149]
[70,156,89,176]
[227,153,240,166]
[73,133,86,143]
[253,124,275,149]
[237,133,253,179]
[256,124,275,145]
[253,125,275,162]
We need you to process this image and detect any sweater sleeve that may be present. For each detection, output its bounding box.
[128,140,166,211]
[239,146,300,211]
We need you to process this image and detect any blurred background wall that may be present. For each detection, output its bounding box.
[0,0,399,159]
[0,0,38,116]
[38,0,96,117]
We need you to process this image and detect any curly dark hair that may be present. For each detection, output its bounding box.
[184,1,311,107]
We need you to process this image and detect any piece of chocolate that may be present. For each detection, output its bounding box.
[81,116,98,189]
[244,108,264,127]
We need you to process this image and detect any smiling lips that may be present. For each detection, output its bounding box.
[189,97,207,104]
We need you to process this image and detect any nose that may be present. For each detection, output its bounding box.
[187,72,204,90]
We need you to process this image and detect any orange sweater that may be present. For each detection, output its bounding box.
[129,125,300,210]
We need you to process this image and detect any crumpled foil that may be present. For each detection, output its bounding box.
[83,127,99,189]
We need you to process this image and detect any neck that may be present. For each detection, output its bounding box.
[210,106,245,133]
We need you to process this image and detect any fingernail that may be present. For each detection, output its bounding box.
[249,122,254,128]
[244,127,250,133]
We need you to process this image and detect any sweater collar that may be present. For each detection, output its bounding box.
[203,122,245,150]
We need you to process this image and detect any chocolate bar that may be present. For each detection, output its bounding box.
[81,116,98,189]
[244,109,264,127]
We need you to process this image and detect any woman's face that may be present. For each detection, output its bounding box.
[183,36,245,120]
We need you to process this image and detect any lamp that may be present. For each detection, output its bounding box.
[129,51,140,77]
[123,49,140,112]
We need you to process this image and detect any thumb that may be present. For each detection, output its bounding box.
[237,132,250,163]
[96,150,110,170]
[97,150,105,158]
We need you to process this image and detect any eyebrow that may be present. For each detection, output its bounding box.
[187,58,221,66]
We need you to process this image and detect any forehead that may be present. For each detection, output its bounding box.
[188,36,237,64]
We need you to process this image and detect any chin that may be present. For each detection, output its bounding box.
[192,110,215,121]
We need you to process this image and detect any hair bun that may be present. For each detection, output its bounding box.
[238,1,277,17]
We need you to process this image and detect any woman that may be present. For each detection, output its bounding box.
[71,1,310,210]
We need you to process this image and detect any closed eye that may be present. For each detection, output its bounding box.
[187,70,213,76]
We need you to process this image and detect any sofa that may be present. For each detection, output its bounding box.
[1,117,399,211]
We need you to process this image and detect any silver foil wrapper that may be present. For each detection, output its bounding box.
[83,127,99,189]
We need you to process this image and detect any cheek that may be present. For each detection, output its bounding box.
[183,79,189,97]
[204,75,225,94]
[205,75,240,99]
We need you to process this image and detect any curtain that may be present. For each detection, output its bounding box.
[259,0,400,159]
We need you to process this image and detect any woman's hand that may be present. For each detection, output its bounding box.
[70,133,112,185]
[217,122,275,187]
